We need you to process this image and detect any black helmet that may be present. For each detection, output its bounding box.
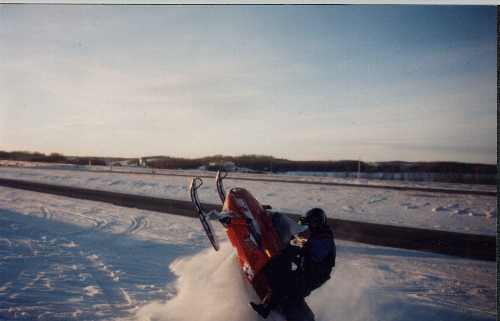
[301,208,327,228]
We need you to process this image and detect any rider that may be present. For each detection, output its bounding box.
[250,208,336,318]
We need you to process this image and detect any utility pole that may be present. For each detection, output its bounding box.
[357,157,361,180]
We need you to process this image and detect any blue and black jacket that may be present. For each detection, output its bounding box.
[300,225,336,292]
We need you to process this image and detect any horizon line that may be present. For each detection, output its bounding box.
[0,149,496,166]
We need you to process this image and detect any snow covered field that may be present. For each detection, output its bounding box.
[0,166,496,235]
[1,161,496,192]
[0,186,495,321]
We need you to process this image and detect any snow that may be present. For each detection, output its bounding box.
[1,161,495,192]
[0,186,496,321]
[0,166,496,235]
[84,285,102,297]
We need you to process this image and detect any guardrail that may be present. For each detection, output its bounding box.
[0,177,495,261]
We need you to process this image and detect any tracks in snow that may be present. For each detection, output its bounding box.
[123,216,150,235]
[41,206,54,221]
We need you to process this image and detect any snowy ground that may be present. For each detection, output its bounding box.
[0,166,496,235]
[0,186,496,321]
[1,161,496,192]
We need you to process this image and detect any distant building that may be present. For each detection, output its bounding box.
[206,161,237,172]
[223,161,236,172]
[139,157,164,167]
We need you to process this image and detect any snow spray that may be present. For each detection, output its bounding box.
[136,242,376,321]
[136,242,259,321]
[308,256,378,321]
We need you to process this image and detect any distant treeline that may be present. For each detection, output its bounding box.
[144,154,496,175]
[0,151,496,175]
[0,150,109,166]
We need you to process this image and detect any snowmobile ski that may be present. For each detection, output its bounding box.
[189,177,220,251]
[216,169,227,204]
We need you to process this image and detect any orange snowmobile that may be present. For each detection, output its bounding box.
[189,170,315,321]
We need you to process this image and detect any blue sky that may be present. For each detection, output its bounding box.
[0,5,496,163]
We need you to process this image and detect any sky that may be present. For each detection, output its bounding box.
[0,5,496,163]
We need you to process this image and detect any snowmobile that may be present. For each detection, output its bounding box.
[189,170,315,321]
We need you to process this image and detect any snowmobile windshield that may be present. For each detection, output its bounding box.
[271,212,308,248]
